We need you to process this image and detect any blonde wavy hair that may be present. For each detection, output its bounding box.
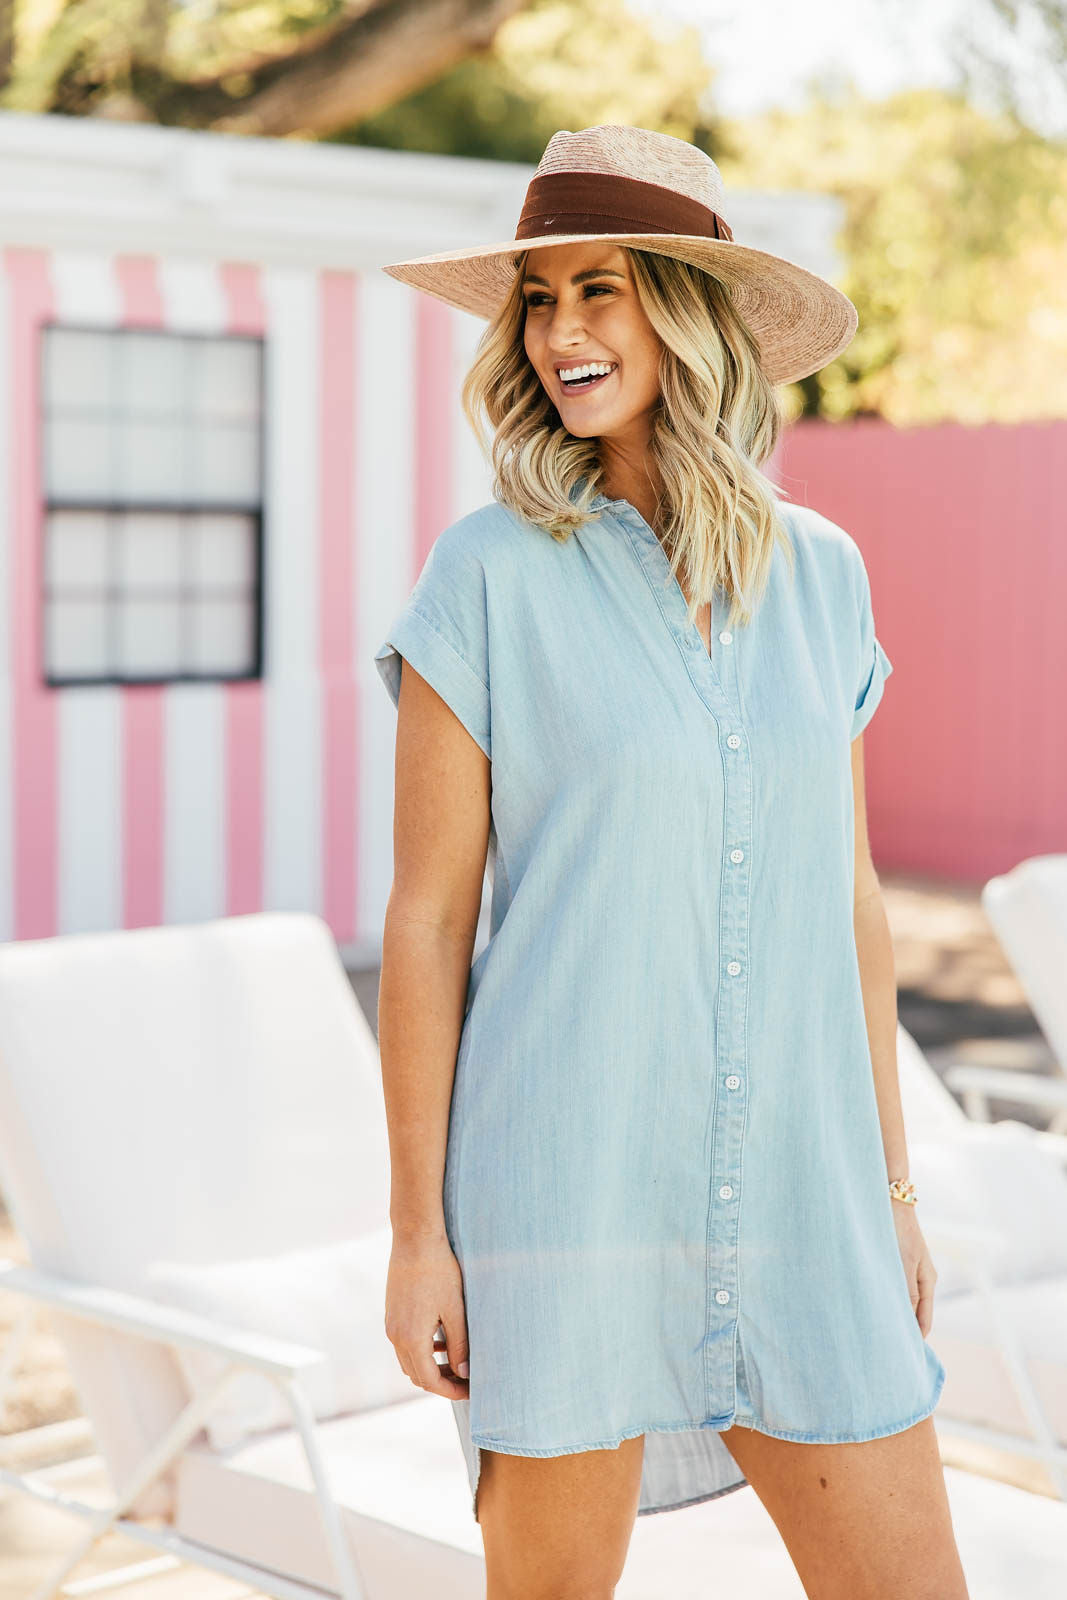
[461,246,796,631]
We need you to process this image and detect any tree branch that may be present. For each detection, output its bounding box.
[139,0,527,137]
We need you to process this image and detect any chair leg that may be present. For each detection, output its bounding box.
[279,1374,370,1600]
[971,1256,1067,1500]
[58,1554,183,1594]
[28,1361,247,1600]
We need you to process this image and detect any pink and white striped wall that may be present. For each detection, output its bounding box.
[0,245,490,957]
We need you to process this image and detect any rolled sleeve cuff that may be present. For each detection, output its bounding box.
[374,607,491,761]
[851,636,893,741]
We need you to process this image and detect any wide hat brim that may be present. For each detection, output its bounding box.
[380,230,858,387]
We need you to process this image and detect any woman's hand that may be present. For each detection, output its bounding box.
[891,1202,937,1338]
[384,1231,471,1399]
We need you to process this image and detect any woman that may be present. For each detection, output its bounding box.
[374,125,969,1599]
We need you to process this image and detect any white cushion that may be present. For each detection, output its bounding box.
[144,1226,413,1450]
[907,1121,1067,1298]
[175,1395,485,1596]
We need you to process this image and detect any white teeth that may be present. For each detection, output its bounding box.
[560,361,616,382]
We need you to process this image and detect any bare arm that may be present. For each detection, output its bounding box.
[851,732,937,1335]
[850,734,906,1181]
[378,657,491,1395]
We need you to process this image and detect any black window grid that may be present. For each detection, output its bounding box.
[39,321,267,688]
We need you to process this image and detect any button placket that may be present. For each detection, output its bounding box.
[703,591,751,1416]
[710,598,739,710]
[706,706,751,1414]
[599,494,752,1419]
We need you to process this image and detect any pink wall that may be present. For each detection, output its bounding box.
[777,417,1067,882]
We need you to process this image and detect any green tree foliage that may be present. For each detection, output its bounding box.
[331,0,727,161]
[717,86,1067,423]
[0,0,530,131]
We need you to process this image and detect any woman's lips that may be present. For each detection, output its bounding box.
[556,366,617,398]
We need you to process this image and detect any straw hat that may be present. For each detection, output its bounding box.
[380,124,858,387]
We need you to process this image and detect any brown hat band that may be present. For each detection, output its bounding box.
[514,170,734,244]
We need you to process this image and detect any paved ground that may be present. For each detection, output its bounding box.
[0,871,1062,1594]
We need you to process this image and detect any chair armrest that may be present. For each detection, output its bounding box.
[942,1064,1067,1113]
[0,1258,326,1378]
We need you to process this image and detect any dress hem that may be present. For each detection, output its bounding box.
[636,1477,749,1517]
[469,1358,946,1461]
[729,1359,946,1446]
[471,1411,734,1458]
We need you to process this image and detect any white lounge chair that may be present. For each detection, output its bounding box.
[0,912,485,1600]
[896,1022,1067,1499]
[0,913,1065,1600]
[943,853,1067,1138]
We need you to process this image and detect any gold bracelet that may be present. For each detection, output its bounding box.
[889,1177,917,1206]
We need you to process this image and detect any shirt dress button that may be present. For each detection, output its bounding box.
[726,733,742,748]
[715,1289,731,1305]
[729,848,744,863]
[719,1184,734,1199]
[726,960,742,976]
[718,630,732,644]
[725,1075,741,1089]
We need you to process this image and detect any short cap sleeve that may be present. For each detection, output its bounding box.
[373,522,491,760]
[851,545,893,740]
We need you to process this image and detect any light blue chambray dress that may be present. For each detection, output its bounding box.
[374,482,946,1522]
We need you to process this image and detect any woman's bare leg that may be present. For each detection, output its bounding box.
[720,1415,969,1600]
[477,1434,645,1600]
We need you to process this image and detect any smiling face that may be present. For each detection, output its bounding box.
[521,242,665,461]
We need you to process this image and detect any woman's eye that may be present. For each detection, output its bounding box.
[524,285,613,308]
